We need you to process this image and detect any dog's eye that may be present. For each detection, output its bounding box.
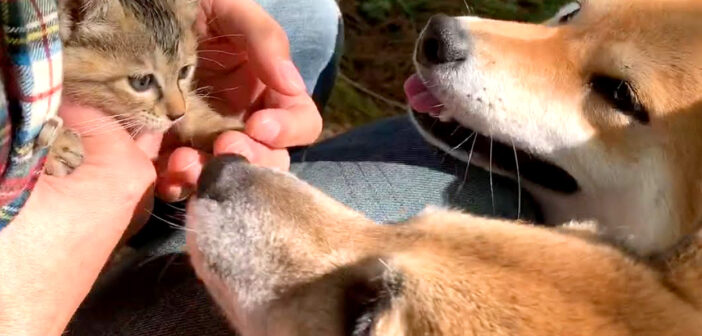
[590,75,650,124]
[128,74,155,92]
[556,1,581,24]
[343,263,403,336]
[344,280,383,336]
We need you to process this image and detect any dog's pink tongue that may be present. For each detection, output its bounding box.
[404,74,443,115]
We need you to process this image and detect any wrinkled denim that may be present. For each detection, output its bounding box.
[66,0,536,334]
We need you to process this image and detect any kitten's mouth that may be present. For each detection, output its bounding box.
[119,115,174,133]
[405,74,580,194]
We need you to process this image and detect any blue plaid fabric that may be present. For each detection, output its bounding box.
[0,0,63,229]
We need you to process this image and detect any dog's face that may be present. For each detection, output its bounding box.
[407,0,702,254]
[187,156,702,336]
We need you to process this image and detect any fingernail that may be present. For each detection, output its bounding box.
[177,186,195,201]
[223,141,254,161]
[165,185,183,201]
[252,118,281,143]
[278,60,306,93]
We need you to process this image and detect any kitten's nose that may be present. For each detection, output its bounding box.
[166,94,186,122]
[167,111,185,122]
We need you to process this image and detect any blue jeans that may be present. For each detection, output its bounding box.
[66,1,534,334]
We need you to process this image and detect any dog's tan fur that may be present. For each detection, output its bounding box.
[186,0,702,334]
[187,159,702,335]
[413,0,702,254]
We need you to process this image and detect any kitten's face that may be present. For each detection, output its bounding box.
[61,0,199,132]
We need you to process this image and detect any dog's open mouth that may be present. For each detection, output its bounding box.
[405,74,580,194]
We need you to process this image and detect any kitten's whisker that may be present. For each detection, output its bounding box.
[164,202,186,212]
[210,87,241,94]
[194,86,215,94]
[198,33,244,44]
[198,56,225,69]
[68,113,133,126]
[198,49,245,57]
[73,120,123,132]
[143,207,198,234]
[79,120,144,135]
[72,118,143,134]
[78,123,131,135]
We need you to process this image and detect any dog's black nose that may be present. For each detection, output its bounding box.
[417,14,469,66]
[197,154,250,201]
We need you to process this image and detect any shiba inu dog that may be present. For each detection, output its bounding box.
[187,155,702,336]
[186,1,702,335]
[408,0,702,255]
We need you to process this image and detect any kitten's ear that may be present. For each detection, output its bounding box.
[173,0,200,28]
[59,0,124,40]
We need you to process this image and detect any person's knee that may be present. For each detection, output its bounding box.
[256,0,342,91]
[301,0,342,49]
[293,0,341,88]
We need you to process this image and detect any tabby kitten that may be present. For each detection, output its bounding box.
[47,0,243,176]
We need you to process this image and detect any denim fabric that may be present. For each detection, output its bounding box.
[256,0,342,96]
[290,116,538,224]
[66,0,538,334]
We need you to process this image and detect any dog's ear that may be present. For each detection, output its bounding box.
[58,0,124,41]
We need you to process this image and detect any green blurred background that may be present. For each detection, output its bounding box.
[322,0,570,139]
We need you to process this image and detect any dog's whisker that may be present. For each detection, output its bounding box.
[489,137,496,216]
[156,253,180,283]
[511,141,522,220]
[451,132,475,151]
[456,134,478,197]
[463,0,474,15]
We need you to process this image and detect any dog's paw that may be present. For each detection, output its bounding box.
[45,128,84,176]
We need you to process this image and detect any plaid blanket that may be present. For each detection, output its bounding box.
[0,0,63,229]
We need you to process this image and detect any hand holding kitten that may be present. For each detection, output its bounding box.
[157,0,323,201]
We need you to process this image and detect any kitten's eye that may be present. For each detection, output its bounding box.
[556,1,581,24]
[590,75,650,124]
[128,75,155,92]
[178,65,193,80]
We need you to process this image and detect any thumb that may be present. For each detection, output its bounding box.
[201,0,307,95]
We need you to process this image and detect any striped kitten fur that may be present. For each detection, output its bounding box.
[47,0,243,176]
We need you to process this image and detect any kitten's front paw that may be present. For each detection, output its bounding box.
[45,128,85,176]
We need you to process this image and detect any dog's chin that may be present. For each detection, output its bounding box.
[409,109,580,194]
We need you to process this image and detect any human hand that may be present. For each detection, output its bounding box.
[0,101,160,336]
[156,0,323,202]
